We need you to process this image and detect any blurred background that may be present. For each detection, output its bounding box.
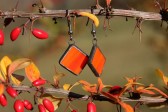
[1,0,168,111]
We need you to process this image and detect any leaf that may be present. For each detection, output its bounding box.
[0,71,5,82]
[119,102,134,112]
[0,56,12,80]
[38,94,63,111]
[8,58,31,76]
[10,74,25,85]
[63,82,80,91]
[79,80,98,93]
[0,83,4,95]
[4,18,13,27]
[97,78,104,92]
[136,86,155,95]
[156,69,168,86]
[78,12,99,27]
[101,91,119,103]
[25,62,40,82]
[53,72,66,87]
[106,0,112,6]
[146,84,168,98]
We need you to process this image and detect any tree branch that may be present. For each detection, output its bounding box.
[12,85,167,104]
[0,8,161,21]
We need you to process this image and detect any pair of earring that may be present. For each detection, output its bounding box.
[59,17,106,77]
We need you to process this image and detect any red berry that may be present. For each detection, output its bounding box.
[87,102,96,112]
[32,78,46,86]
[71,110,77,112]
[32,28,48,39]
[0,94,7,107]
[23,100,33,110]
[0,29,4,45]
[6,86,18,98]
[10,27,21,41]
[38,104,46,112]
[42,98,54,112]
[14,100,24,112]
[108,86,122,96]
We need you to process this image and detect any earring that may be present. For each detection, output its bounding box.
[59,16,89,76]
[88,21,106,77]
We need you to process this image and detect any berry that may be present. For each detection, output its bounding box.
[71,110,77,112]
[0,94,7,106]
[32,78,46,86]
[6,86,18,98]
[87,102,96,112]
[23,100,33,110]
[10,27,21,41]
[0,29,4,45]
[32,28,48,39]
[38,104,46,112]
[108,86,122,96]
[42,98,54,112]
[14,100,24,112]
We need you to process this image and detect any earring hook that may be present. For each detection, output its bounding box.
[67,10,75,45]
[91,8,97,45]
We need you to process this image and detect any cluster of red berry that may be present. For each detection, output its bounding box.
[0,28,48,45]
[0,86,33,111]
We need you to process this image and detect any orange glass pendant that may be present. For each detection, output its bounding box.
[59,45,88,75]
[88,45,106,77]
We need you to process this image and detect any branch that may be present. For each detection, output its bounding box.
[12,85,167,104]
[0,8,161,21]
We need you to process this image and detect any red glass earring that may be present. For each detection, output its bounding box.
[88,23,106,77]
[59,17,88,75]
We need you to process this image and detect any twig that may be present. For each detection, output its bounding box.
[12,85,167,104]
[0,8,161,21]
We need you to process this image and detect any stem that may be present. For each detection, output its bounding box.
[12,85,167,104]
[0,9,161,21]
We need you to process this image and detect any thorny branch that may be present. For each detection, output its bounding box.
[12,85,167,104]
[0,8,161,21]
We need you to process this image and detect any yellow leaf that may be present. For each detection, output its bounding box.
[10,74,25,85]
[25,62,40,82]
[38,94,63,111]
[63,84,71,91]
[0,56,12,80]
[63,82,80,91]
[0,71,5,82]
[8,58,31,76]
[156,69,168,86]
[0,83,4,95]
[78,12,99,27]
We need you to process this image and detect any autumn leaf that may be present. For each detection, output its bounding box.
[156,69,168,86]
[10,74,25,86]
[106,0,111,7]
[146,84,168,98]
[38,94,63,111]
[79,80,98,93]
[78,12,99,27]
[53,72,66,87]
[102,91,134,112]
[0,83,4,95]
[136,86,155,95]
[25,62,40,82]
[0,56,12,80]
[0,71,5,82]
[97,78,104,92]
[63,82,80,91]
[119,102,134,112]
[8,58,31,76]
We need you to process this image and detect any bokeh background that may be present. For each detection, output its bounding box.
[1,0,168,111]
